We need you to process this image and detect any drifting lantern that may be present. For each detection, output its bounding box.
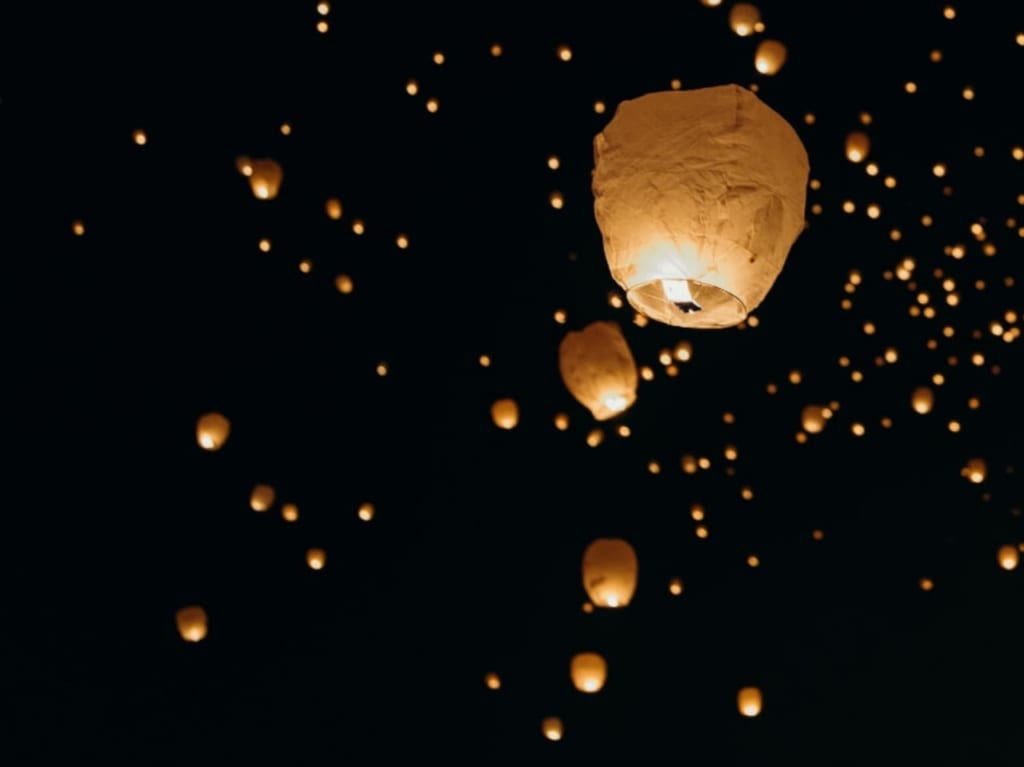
[961,458,987,483]
[491,398,519,429]
[570,652,608,693]
[911,386,935,414]
[243,158,283,200]
[176,606,208,642]
[738,686,763,716]
[582,538,638,607]
[484,672,501,690]
[845,131,871,163]
[997,544,1019,571]
[729,3,761,36]
[593,86,809,329]
[558,321,638,420]
[801,405,827,434]
[196,412,230,451]
[754,40,787,75]
[249,484,275,512]
[306,548,327,570]
[541,717,564,741]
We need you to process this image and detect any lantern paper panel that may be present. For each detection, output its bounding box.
[593,86,809,329]
[558,321,638,421]
[582,538,638,608]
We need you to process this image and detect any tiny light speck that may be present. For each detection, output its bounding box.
[280,123,292,135]
[490,43,502,57]
[547,155,560,170]
[594,100,606,114]
[406,80,419,96]
[335,274,353,294]
[352,219,365,235]
[298,259,312,274]
[396,234,409,249]
[258,238,271,252]
[557,45,572,61]
[72,220,85,236]
[376,362,388,377]
[433,51,445,65]
[132,129,147,145]
[316,20,328,33]
[426,98,439,113]
[549,191,564,209]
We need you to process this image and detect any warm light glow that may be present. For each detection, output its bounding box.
[582,538,638,608]
[845,131,870,163]
[244,158,283,200]
[281,503,299,522]
[484,672,501,690]
[132,129,147,145]
[557,44,572,61]
[997,545,1020,571]
[737,687,763,717]
[961,458,987,484]
[325,198,343,219]
[196,412,230,451]
[554,413,569,431]
[306,548,327,570]
[558,321,638,421]
[357,502,375,521]
[426,98,439,113]
[72,219,85,236]
[668,578,684,595]
[754,40,787,75]
[541,717,563,741]
[729,3,761,36]
[176,606,208,642]
[335,274,354,294]
[491,399,519,430]
[801,405,827,434]
[570,652,608,693]
[250,484,275,512]
[549,191,564,209]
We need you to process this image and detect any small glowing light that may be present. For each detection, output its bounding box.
[325,198,343,219]
[490,43,503,57]
[554,413,569,431]
[258,238,271,252]
[997,545,1020,571]
[962,86,975,101]
[933,163,947,177]
[967,397,980,410]
[608,292,624,309]
[842,200,856,214]
[788,370,802,385]
[396,234,409,249]
[804,113,816,125]
[723,412,736,425]
[280,123,292,136]
[352,219,366,235]
[553,309,567,324]
[670,78,682,90]
[281,503,299,522]
[549,191,564,209]
[929,49,943,62]
[132,129,147,145]
[316,1,330,14]
[357,502,375,521]
[747,555,760,568]
[681,454,698,474]
[1012,146,1024,161]
[668,578,684,596]
[542,717,563,741]
[724,445,738,461]
[948,420,961,433]
[884,348,898,363]
[812,529,825,541]
[586,429,604,447]
[316,20,328,33]
[547,155,560,170]
[432,51,445,65]
[376,362,389,377]
[406,80,419,96]
[698,457,711,470]
[919,577,934,591]
[593,101,606,114]
[881,417,893,428]
[335,274,354,294]
[306,548,327,570]
[905,81,918,93]
[484,672,501,690]
[582,602,594,614]
[863,321,876,335]
[72,220,85,236]
[616,424,631,437]
[298,259,312,274]
[426,97,439,113]
[640,366,654,382]
[478,354,491,367]
[695,524,709,539]
[557,45,572,61]
[766,382,778,395]
[740,486,754,501]
[942,5,955,19]
[851,423,865,436]
[690,505,705,521]
[866,203,881,219]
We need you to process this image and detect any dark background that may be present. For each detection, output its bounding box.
[6,2,1022,764]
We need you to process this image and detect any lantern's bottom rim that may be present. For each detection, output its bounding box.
[627,279,748,329]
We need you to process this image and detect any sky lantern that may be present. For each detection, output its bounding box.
[242,157,283,200]
[541,717,564,741]
[845,131,871,163]
[491,398,519,429]
[911,386,935,414]
[582,538,638,607]
[997,544,1019,571]
[558,321,638,420]
[754,40,788,75]
[249,484,275,512]
[737,686,763,717]
[176,606,208,642]
[306,548,327,570]
[961,458,987,483]
[196,412,230,451]
[570,652,608,693]
[801,405,828,434]
[728,3,761,36]
[593,86,809,329]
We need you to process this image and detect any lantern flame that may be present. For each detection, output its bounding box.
[663,278,702,313]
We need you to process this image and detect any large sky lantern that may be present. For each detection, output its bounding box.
[196,412,231,451]
[582,538,638,608]
[570,652,608,693]
[176,606,208,643]
[558,321,639,420]
[593,86,809,330]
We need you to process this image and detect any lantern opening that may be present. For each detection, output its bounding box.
[627,276,746,329]
[662,278,702,313]
[601,393,629,414]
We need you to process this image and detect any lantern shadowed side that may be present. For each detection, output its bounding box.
[592,85,809,329]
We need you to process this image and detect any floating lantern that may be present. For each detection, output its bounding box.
[484,672,501,690]
[541,717,564,741]
[729,3,761,36]
[558,321,639,420]
[570,652,608,693]
[593,86,809,329]
[196,412,230,451]
[961,458,987,483]
[801,405,827,434]
[491,398,519,429]
[249,484,275,512]
[243,158,283,200]
[997,545,1019,571]
[845,131,871,163]
[582,538,638,607]
[754,40,788,75]
[911,386,935,414]
[306,548,327,570]
[738,686,763,716]
[176,606,208,642]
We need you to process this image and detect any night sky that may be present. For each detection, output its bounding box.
[9,2,1023,764]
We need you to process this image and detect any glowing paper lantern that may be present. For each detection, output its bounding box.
[484,672,501,690]
[997,544,1019,571]
[845,131,870,163]
[306,548,327,570]
[801,405,827,434]
[196,412,230,451]
[911,386,934,414]
[754,40,787,75]
[250,484,275,512]
[176,606,208,642]
[582,538,638,608]
[541,717,564,741]
[491,398,519,429]
[729,3,761,36]
[245,158,283,200]
[558,321,638,420]
[570,652,608,693]
[961,458,987,483]
[737,686,763,717]
[593,86,809,329]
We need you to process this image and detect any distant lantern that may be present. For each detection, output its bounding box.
[997,544,1019,571]
[196,412,231,451]
[593,86,809,329]
[801,405,827,434]
[729,3,761,36]
[541,717,564,741]
[176,606,208,642]
[911,386,934,414]
[570,652,608,693]
[249,484,275,512]
[582,538,638,608]
[245,158,283,200]
[738,686,763,717]
[484,672,502,690]
[558,321,639,420]
[306,548,327,570]
[845,131,871,163]
[325,198,343,219]
[491,398,520,429]
[754,40,787,74]
[961,458,987,483]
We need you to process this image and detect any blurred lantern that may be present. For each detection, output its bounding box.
[801,405,827,434]
[306,548,327,570]
[582,538,638,607]
[997,544,1019,571]
[593,86,808,329]
[961,458,987,483]
[325,198,343,219]
[911,386,935,414]
[570,652,608,693]
[541,717,564,741]
[281,503,299,522]
[845,131,871,163]
[249,484,275,512]
[558,321,639,420]
[484,672,501,690]
[728,3,761,36]
[738,686,763,716]
[196,412,230,451]
[754,40,787,74]
[244,158,283,200]
[491,398,519,429]
[176,606,208,642]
